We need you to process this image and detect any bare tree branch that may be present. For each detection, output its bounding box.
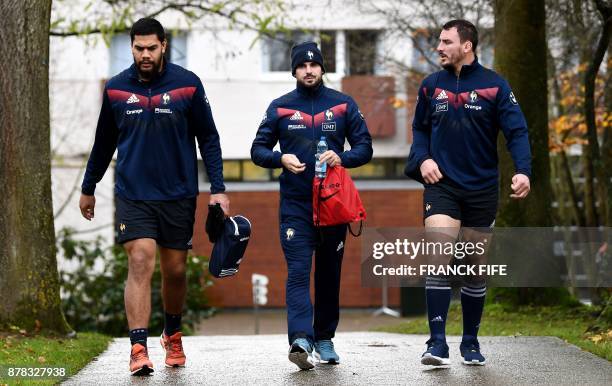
[50,0,287,39]
[359,0,493,75]
[54,164,86,219]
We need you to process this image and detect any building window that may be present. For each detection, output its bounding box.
[262,31,315,72]
[109,34,132,76]
[242,162,270,181]
[167,34,187,67]
[410,29,439,74]
[345,30,379,75]
[223,160,242,181]
[262,30,336,73]
[348,158,404,179]
[109,32,187,76]
[319,30,337,73]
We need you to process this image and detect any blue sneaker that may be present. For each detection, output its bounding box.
[314,340,340,364]
[460,339,486,365]
[288,338,315,370]
[421,338,450,366]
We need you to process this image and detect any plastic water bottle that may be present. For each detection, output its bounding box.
[315,136,328,178]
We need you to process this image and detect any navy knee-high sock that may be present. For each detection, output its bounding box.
[129,328,148,347]
[461,285,486,342]
[425,277,451,342]
[164,312,182,336]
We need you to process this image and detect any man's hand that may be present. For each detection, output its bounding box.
[510,173,530,199]
[420,159,443,184]
[281,154,306,174]
[79,194,95,221]
[210,193,230,215]
[318,150,342,167]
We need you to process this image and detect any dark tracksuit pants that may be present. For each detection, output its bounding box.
[279,197,347,345]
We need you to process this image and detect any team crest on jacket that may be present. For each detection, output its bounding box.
[325,109,334,120]
[469,91,478,103]
[286,228,295,241]
[162,92,171,105]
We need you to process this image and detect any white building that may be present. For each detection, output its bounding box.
[49,1,493,245]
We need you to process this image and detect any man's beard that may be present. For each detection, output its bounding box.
[440,52,463,72]
[297,76,322,89]
[135,57,162,80]
[441,62,455,72]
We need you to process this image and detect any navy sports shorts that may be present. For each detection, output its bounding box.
[115,196,197,250]
[423,179,498,228]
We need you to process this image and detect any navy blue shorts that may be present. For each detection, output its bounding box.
[423,180,498,228]
[115,196,196,250]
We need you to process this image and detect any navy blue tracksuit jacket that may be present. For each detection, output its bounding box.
[411,58,531,190]
[82,62,225,200]
[251,82,372,344]
[251,83,372,199]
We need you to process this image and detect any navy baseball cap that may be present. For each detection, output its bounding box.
[209,215,251,278]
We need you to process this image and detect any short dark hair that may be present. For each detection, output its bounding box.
[130,18,166,43]
[442,19,478,52]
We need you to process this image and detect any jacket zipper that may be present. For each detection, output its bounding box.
[455,73,460,104]
[311,96,316,156]
[312,97,315,137]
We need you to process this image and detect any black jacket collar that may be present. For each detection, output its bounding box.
[296,81,326,98]
[444,56,481,77]
[128,59,168,84]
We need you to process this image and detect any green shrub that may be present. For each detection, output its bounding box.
[57,228,214,336]
[487,287,581,308]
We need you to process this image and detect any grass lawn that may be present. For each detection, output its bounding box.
[0,331,112,385]
[375,302,612,361]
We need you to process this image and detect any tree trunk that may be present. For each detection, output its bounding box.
[605,37,612,227]
[588,0,612,227]
[494,0,555,304]
[583,145,599,226]
[560,150,586,225]
[549,48,585,226]
[0,0,71,334]
[494,0,552,227]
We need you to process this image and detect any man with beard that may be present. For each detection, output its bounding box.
[409,19,531,366]
[251,41,372,370]
[79,18,229,375]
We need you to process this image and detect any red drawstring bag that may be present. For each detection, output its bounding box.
[313,166,366,236]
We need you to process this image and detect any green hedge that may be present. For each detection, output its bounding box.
[57,228,214,336]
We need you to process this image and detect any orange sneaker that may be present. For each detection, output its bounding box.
[129,343,154,375]
[160,331,186,367]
